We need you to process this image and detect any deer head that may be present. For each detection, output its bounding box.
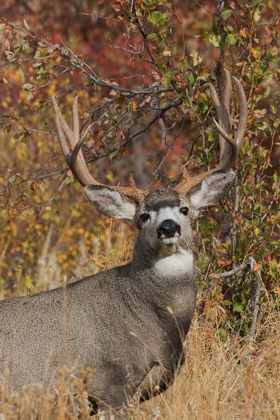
[51,70,247,251]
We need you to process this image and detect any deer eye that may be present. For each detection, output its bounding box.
[180,207,189,216]
[140,213,150,222]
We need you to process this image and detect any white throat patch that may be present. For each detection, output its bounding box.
[154,249,194,276]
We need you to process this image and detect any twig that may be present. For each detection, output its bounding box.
[37,176,69,217]
[0,170,66,196]
[197,256,263,351]
[208,260,250,279]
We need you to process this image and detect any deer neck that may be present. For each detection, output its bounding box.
[128,237,197,333]
[130,235,195,277]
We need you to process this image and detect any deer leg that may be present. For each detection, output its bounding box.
[88,375,134,420]
[137,363,176,401]
[97,405,128,420]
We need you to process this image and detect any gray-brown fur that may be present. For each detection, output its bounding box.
[0,169,236,418]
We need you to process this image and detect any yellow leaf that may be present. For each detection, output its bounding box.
[131,100,137,110]
[254,228,260,236]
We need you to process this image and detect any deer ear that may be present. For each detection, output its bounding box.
[84,185,137,220]
[188,169,236,211]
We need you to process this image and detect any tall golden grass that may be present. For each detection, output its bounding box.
[0,227,279,419]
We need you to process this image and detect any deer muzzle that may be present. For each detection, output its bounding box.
[157,219,181,239]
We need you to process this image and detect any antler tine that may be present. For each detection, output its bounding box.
[233,76,248,150]
[72,95,80,146]
[175,70,247,196]
[209,72,234,170]
[51,96,71,164]
[52,95,99,187]
[52,95,147,202]
[212,76,247,168]
[67,96,100,186]
[223,69,232,115]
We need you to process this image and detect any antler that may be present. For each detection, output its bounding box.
[175,69,247,196]
[51,96,147,202]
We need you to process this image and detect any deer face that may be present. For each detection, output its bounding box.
[85,168,236,259]
[135,189,193,256]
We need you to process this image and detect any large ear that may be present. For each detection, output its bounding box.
[188,168,236,211]
[84,185,137,220]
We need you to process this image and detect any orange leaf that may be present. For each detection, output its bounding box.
[251,48,260,59]
[209,274,220,280]
[218,259,227,266]
[265,27,272,36]
[253,263,261,272]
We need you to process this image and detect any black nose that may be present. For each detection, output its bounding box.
[157,219,181,238]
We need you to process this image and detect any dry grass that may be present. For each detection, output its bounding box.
[1,308,279,419]
[0,229,279,419]
[136,312,280,420]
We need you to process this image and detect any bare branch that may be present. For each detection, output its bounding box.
[197,256,263,352]
[37,177,69,217]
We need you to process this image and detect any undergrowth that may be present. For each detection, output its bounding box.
[0,230,279,419]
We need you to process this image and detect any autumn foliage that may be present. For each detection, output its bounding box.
[0,0,280,416]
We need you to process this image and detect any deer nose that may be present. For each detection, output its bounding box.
[157,219,181,239]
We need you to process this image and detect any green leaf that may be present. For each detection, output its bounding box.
[233,303,245,312]
[157,62,166,75]
[225,34,236,45]
[209,33,220,47]
[147,33,158,40]
[148,11,169,26]
[263,86,270,99]
[253,8,261,22]
[190,52,203,66]
[256,122,268,130]
[221,9,233,20]
[163,72,172,87]
[22,83,33,91]
[273,119,280,128]
[26,91,33,101]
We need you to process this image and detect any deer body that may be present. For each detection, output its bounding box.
[0,232,196,402]
[0,70,247,418]
[0,178,234,414]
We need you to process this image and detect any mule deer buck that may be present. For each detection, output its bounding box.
[0,70,247,418]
